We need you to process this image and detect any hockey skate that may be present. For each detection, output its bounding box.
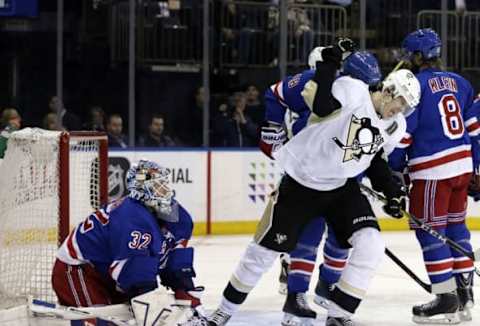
[281,292,317,326]
[412,292,460,324]
[208,308,232,326]
[325,316,354,326]
[313,276,334,309]
[456,273,474,321]
[279,254,290,295]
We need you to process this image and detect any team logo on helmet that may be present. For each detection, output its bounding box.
[333,115,384,162]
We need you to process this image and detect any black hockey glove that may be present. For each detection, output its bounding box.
[382,187,407,219]
[468,170,480,201]
[318,37,356,68]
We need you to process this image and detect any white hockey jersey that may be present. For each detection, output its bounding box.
[273,76,406,191]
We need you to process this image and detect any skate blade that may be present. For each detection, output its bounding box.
[458,308,472,322]
[281,312,315,326]
[279,283,288,295]
[412,312,461,325]
[313,295,330,310]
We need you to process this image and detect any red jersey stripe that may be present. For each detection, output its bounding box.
[409,150,471,172]
[290,261,315,273]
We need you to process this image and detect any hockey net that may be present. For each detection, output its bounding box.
[0,128,108,308]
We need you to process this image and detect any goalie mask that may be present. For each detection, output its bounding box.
[126,160,179,222]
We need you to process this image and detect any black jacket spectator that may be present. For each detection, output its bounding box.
[138,113,176,147]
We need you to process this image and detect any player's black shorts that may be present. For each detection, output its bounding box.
[254,174,379,251]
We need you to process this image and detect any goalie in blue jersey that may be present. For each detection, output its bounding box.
[51,159,206,324]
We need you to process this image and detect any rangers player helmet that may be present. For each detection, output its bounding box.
[402,28,442,60]
[342,51,382,86]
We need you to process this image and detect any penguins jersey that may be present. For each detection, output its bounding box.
[389,68,480,179]
[57,197,193,292]
[264,69,315,135]
[273,76,406,191]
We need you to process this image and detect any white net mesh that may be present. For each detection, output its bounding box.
[0,128,105,308]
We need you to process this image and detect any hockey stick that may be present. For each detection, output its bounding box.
[359,183,480,264]
[384,247,432,293]
[29,298,134,326]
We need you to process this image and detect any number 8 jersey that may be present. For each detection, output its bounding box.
[389,67,480,180]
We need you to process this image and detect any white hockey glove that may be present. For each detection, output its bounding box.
[259,124,287,159]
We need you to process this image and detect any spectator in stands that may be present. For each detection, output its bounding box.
[48,96,82,131]
[83,106,106,131]
[268,0,313,64]
[183,86,205,147]
[228,92,258,147]
[138,113,176,147]
[42,113,60,131]
[0,108,22,159]
[106,114,128,148]
[245,85,265,125]
[212,102,232,147]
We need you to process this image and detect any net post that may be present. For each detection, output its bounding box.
[58,131,70,246]
[99,135,109,206]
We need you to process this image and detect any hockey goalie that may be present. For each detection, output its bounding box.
[9,159,209,326]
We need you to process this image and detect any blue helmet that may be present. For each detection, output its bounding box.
[342,51,382,86]
[126,159,177,220]
[402,28,442,60]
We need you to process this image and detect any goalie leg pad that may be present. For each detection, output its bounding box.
[131,287,195,326]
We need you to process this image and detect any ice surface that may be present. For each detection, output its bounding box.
[192,231,480,326]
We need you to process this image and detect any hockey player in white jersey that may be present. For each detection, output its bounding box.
[208,38,421,326]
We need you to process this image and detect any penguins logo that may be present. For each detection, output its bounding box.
[332,115,384,162]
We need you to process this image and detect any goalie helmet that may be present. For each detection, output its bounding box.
[126,160,177,220]
[382,69,421,114]
[342,51,382,86]
[402,28,442,60]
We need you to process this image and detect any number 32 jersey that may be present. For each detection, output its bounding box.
[389,67,480,180]
[57,197,192,292]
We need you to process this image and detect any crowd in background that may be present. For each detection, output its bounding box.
[0,83,266,149]
[3,0,480,150]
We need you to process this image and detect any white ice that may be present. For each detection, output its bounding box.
[193,231,480,326]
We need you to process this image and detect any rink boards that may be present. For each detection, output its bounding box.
[108,149,480,234]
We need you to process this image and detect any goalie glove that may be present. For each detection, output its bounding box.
[259,124,287,159]
[174,286,205,308]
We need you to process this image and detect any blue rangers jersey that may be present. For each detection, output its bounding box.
[389,68,480,179]
[264,69,315,135]
[57,197,193,293]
